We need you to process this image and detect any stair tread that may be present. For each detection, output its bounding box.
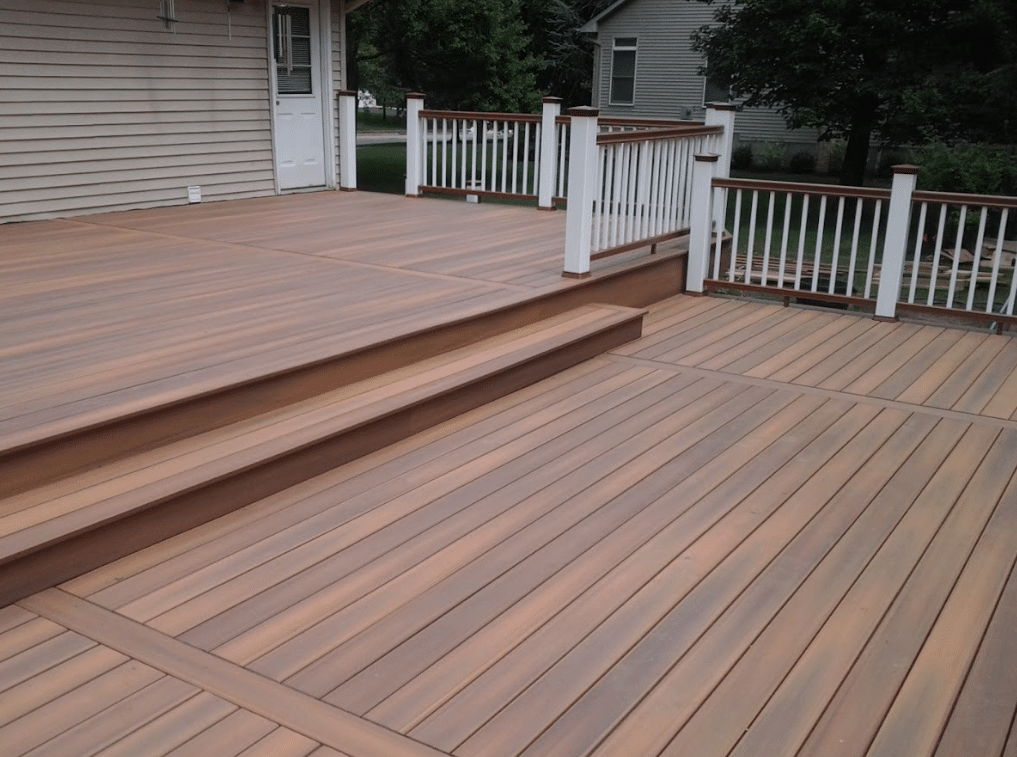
[0,286,545,453]
[0,305,642,566]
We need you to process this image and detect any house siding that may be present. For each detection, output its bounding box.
[590,0,820,148]
[0,0,278,223]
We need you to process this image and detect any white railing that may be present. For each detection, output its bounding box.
[404,96,737,281]
[405,95,568,208]
[686,163,1017,331]
[592,127,724,257]
[705,178,892,303]
[901,191,1017,321]
[563,104,735,277]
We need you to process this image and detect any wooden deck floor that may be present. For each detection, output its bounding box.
[3,195,1017,757]
[2,190,687,454]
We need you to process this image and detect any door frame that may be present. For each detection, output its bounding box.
[266,0,337,193]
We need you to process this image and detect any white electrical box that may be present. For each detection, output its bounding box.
[187,186,201,203]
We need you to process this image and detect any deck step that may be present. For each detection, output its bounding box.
[0,304,644,606]
[0,253,680,501]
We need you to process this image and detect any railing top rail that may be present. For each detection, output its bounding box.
[597,124,724,145]
[713,176,892,201]
[598,117,704,128]
[418,109,541,123]
[912,189,1017,210]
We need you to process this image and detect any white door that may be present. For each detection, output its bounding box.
[272,3,327,189]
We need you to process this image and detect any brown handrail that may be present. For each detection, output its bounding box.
[418,110,541,123]
[597,125,724,145]
[598,117,703,128]
[911,190,1017,210]
[712,177,892,201]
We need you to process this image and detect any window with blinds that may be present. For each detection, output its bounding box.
[610,37,637,106]
[274,7,313,95]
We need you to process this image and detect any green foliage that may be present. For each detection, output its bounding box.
[756,142,784,172]
[731,145,753,170]
[876,149,914,179]
[822,140,846,175]
[357,43,405,114]
[519,0,615,106]
[915,144,1017,196]
[352,0,541,113]
[789,151,816,174]
[691,0,1017,186]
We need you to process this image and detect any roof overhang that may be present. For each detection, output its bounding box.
[579,0,637,33]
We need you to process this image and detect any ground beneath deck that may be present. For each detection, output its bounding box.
[4,294,1017,757]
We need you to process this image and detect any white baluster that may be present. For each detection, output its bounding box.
[404,93,425,196]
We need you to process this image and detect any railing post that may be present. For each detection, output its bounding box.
[404,93,425,197]
[538,96,563,210]
[687,154,719,293]
[337,90,357,190]
[563,106,600,278]
[705,103,736,235]
[874,164,920,320]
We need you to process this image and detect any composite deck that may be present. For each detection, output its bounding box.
[2,193,1017,757]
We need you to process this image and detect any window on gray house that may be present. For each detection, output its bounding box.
[610,38,637,105]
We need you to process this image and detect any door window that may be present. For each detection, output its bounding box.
[274,7,313,95]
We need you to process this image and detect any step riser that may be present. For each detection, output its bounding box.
[1,255,681,500]
[0,314,643,607]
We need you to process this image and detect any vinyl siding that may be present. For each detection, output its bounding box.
[0,0,277,223]
[591,0,820,147]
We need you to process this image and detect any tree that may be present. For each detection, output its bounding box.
[690,0,1017,186]
[519,0,615,107]
[352,0,541,113]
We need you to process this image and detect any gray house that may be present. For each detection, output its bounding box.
[581,0,822,159]
[0,0,369,224]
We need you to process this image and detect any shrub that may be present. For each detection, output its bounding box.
[876,148,914,179]
[914,143,1017,196]
[732,145,754,170]
[789,151,816,174]
[823,140,846,175]
[757,142,784,172]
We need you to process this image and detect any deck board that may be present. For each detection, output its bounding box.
[4,190,1017,757]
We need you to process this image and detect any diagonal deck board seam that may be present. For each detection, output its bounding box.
[605,353,1017,431]
[18,588,451,757]
[65,213,541,290]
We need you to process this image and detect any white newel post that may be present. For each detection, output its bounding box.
[404,93,425,197]
[874,164,920,320]
[538,96,563,210]
[563,107,600,278]
[687,154,719,293]
[705,103,736,235]
[337,90,357,190]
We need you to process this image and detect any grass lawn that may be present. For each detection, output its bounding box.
[356,144,406,194]
[357,109,406,132]
[357,142,540,207]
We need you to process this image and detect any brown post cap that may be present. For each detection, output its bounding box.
[336,89,357,97]
[705,102,738,111]
[567,106,600,118]
[695,153,721,162]
[542,96,564,104]
[406,92,426,100]
[892,164,920,175]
